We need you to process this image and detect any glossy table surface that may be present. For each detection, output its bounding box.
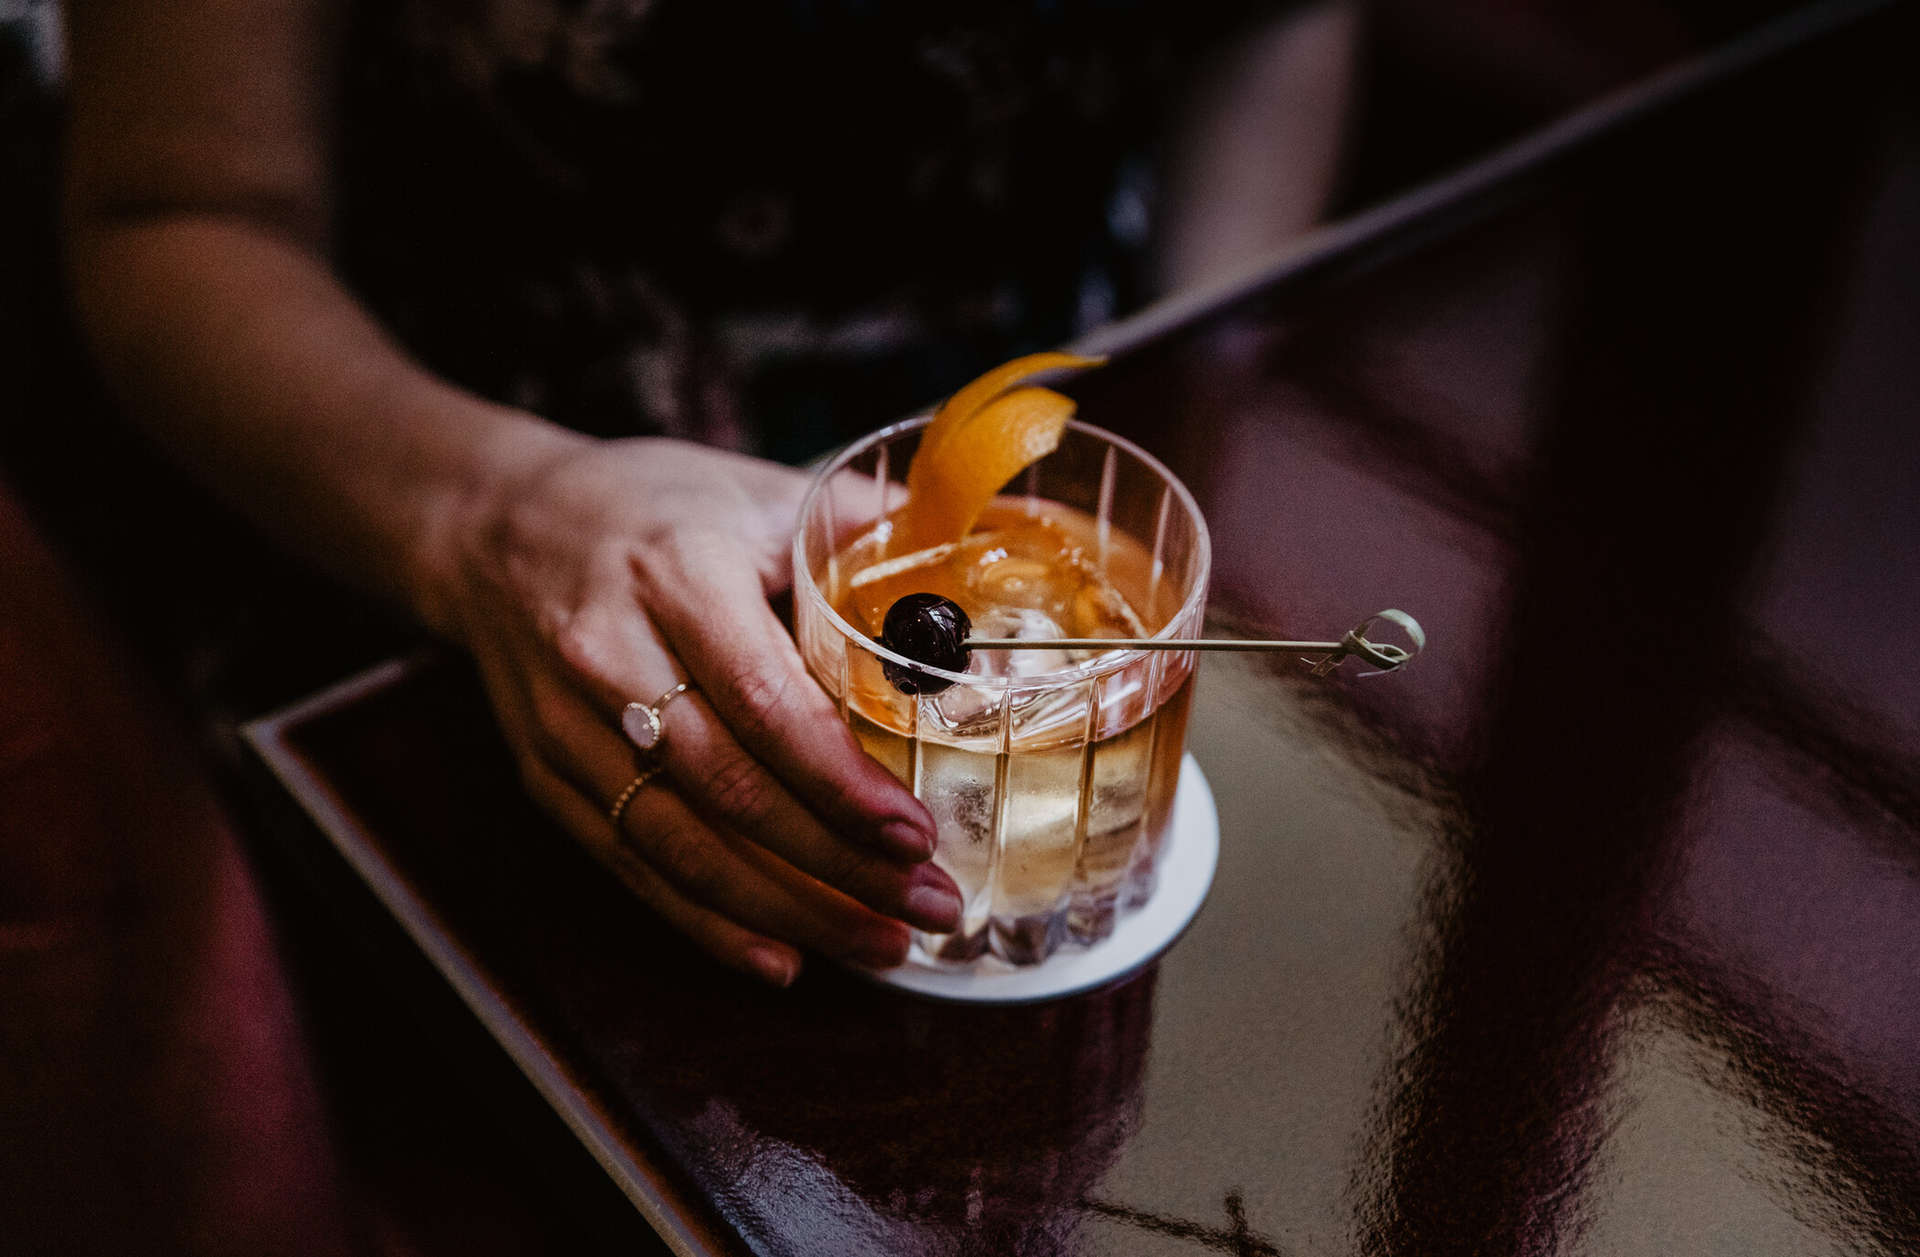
[248,6,1920,1253]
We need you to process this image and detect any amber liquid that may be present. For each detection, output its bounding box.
[822,500,1196,966]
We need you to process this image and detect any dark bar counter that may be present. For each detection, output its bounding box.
[67,1,1920,1252]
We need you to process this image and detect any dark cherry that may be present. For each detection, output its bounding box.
[879,593,973,695]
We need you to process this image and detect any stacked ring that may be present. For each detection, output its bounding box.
[608,766,663,827]
[609,681,698,828]
[621,681,695,754]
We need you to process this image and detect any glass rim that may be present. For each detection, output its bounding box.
[792,413,1213,691]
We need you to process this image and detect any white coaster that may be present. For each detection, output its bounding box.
[866,755,1219,1004]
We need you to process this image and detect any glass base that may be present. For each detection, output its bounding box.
[991,911,1068,966]
[875,755,1218,1003]
[1068,893,1118,946]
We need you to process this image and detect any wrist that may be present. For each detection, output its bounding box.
[406,399,593,645]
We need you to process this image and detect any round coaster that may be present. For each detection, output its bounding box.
[866,754,1219,1004]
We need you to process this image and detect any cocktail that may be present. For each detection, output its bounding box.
[792,356,1209,967]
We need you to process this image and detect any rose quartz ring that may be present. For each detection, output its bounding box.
[620,681,694,754]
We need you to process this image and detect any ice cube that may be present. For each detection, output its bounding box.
[964,527,1080,621]
[1070,568,1150,638]
[920,608,1089,742]
[970,607,1074,677]
[922,683,1006,743]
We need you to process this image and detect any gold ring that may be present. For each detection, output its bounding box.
[620,681,695,755]
[608,766,663,827]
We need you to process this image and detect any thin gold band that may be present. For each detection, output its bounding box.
[608,766,664,827]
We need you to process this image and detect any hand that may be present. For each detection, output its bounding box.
[431,430,961,985]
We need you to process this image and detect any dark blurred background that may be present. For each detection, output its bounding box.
[0,0,1810,716]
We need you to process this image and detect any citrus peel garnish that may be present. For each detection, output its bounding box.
[892,385,1076,555]
[910,351,1104,483]
[892,352,1104,556]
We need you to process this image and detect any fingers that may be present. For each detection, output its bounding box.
[577,765,911,972]
[455,443,954,984]
[643,692,964,930]
[527,666,960,935]
[518,756,806,987]
[633,542,938,857]
[480,646,855,985]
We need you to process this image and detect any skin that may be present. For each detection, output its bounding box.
[61,0,963,987]
[1155,0,1360,293]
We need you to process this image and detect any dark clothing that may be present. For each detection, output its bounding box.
[337,0,1270,461]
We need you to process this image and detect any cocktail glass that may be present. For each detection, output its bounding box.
[793,416,1210,967]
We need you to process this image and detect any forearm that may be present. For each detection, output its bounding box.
[65,211,584,636]
[1155,0,1360,294]
[54,0,951,978]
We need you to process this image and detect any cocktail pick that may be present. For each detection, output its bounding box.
[878,594,1424,695]
[972,609,1425,675]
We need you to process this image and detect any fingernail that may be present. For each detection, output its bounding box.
[746,946,798,988]
[880,819,936,861]
[904,878,963,933]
